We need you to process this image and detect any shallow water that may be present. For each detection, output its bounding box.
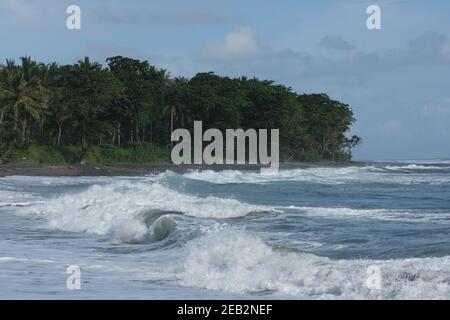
[1,161,450,299]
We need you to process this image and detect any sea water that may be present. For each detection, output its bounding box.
[1,161,450,299]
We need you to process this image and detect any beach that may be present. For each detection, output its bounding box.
[0,160,357,177]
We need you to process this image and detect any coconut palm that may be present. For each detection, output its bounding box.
[0,57,48,143]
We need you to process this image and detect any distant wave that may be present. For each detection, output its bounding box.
[381,164,450,170]
[183,167,368,185]
[180,226,450,299]
[282,206,450,223]
[183,165,450,185]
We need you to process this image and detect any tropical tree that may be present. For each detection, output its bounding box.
[0,57,48,144]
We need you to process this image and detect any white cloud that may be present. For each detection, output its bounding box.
[198,27,263,63]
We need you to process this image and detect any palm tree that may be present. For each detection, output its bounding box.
[0,57,48,144]
[0,60,20,131]
[165,76,191,145]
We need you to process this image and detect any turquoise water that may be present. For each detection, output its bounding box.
[1,161,450,299]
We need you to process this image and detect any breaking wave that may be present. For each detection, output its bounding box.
[180,226,450,299]
[183,164,450,185]
[25,181,272,242]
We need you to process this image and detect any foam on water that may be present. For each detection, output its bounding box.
[25,180,271,242]
[184,167,364,185]
[383,164,450,170]
[180,226,450,299]
[2,161,450,299]
[183,165,450,185]
[283,206,450,223]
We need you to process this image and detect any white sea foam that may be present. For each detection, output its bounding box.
[25,181,271,240]
[183,165,450,185]
[180,227,450,299]
[374,159,450,165]
[283,206,450,223]
[0,256,55,263]
[382,164,450,170]
[0,188,41,207]
[184,167,367,185]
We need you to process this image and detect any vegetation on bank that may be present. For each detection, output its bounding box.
[8,143,169,165]
[0,56,361,165]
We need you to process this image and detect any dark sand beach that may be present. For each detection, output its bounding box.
[0,160,359,177]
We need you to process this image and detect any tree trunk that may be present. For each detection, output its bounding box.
[117,122,121,146]
[57,124,62,146]
[0,142,15,163]
[12,110,18,143]
[21,115,27,144]
[131,129,134,144]
[14,109,18,131]
[136,125,140,143]
[150,121,153,143]
[0,112,3,125]
[170,107,174,147]
[171,107,174,135]
[142,126,145,143]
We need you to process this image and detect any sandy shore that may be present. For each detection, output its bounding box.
[0,160,360,177]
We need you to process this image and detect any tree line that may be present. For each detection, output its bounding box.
[0,56,361,163]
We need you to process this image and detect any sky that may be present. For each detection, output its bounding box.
[1,0,450,160]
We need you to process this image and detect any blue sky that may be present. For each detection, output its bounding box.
[1,0,450,160]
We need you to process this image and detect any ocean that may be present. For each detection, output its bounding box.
[1,160,450,299]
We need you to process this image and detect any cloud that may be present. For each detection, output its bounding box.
[91,6,234,26]
[194,29,450,86]
[408,31,447,50]
[197,27,264,63]
[318,36,355,51]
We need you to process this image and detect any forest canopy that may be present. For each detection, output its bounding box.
[0,56,361,164]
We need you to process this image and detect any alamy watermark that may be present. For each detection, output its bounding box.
[367,5,381,30]
[366,265,382,290]
[66,5,382,31]
[66,265,81,290]
[66,5,81,30]
[171,121,279,174]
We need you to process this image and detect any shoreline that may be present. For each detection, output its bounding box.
[0,160,363,177]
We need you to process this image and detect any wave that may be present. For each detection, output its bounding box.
[282,206,450,223]
[0,202,41,208]
[183,167,368,185]
[0,256,55,264]
[180,226,450,299]
[108,215,177,244]
[183,165,450,185]
[374,159,450,165]
[25,181,272,242]
[381,164,450,171]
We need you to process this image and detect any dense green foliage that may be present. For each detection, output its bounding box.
[0,56,361,164]
[9,143,168,165]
